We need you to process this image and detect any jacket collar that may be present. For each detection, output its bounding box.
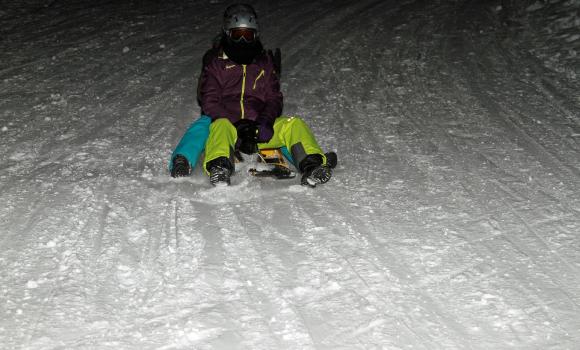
[220,49,229,60]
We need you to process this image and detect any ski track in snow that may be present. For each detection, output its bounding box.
[1,0,580,349]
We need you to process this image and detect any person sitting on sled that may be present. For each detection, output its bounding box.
[171,3,332,187]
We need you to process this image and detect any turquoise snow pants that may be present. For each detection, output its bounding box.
[170,115,212,172]
[171,115,293,172]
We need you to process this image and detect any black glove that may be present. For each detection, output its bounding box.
[238,139,257,154]
[236,119,259,140]
[235,119,259,154]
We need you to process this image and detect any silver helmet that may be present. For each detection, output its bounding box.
[223,4,259,34]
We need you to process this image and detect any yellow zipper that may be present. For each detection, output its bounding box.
[253,70,265,89]
[240,65,247,119]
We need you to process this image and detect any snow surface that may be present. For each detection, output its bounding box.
[2,0,580,349]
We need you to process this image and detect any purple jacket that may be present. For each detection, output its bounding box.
[200,51,283,142]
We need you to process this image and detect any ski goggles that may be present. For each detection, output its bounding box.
[228,28,257,43]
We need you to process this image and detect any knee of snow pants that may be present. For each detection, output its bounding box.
[170,115,211,172]
[203,118,237,174]
[259,116,325,168]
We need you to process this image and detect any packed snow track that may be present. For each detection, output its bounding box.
[1,0,580,349]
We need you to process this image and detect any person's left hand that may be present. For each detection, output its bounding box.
[235,120,259,154]
[236,119,259,140]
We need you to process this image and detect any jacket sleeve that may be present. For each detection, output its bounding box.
[257,58,283,127]
[200,60,229,121]
[197,47,219,107]
[254,59,283,143]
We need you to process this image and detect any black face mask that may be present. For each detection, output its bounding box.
[222,35,263,65]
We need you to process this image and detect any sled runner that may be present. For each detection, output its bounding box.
[245,148,338,182]
[248,148,296,179]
